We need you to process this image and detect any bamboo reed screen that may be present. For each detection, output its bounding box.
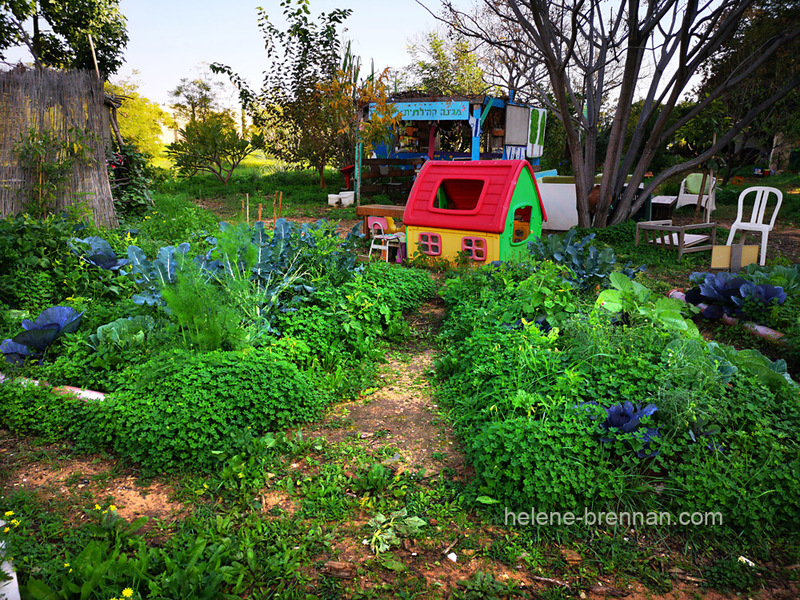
[0,67,118,227]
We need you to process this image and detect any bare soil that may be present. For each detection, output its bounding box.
[0,433,184,527]
[306,299,469,479]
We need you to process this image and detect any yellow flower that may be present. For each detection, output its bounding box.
[95,504,101,510]
[122,588,134,598]
[102,510,107,515]
[64,563,70,568]
[10,519,19,527]
[4,511,13,517]
[3,527,8,533]
[109,505,117,512]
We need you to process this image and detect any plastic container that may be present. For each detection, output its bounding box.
[339,191,355,207]
[328,194,341,206]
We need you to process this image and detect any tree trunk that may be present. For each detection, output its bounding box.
[318,166,327,189]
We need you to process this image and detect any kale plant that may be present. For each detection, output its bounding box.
[528,229,644,291]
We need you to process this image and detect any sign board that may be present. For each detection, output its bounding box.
[504,145,527,160]
[528,108,547,158]
[711,245,759,271]
[369,100,470,121]
[505,105,547,158]
[505,104,531,146]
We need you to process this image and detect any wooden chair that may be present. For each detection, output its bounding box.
[635,220,718,261]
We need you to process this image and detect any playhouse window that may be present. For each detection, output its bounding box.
[419,232,442,256]
[461,237,487,261]
[512,206,532,244]
[434,179,485,211]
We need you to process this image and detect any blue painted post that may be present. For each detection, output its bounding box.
[471,105,481,160]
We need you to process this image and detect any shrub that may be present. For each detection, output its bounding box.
[0,382,89,443]
[436,266,800,535]
[108,142,155,217]
[101,348,325,473]
[0,213,81,309]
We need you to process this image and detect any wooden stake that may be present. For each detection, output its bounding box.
[87,34,101,80]
[258,203,262,222]
[273,191,278,221]
[241,197,245,217]
[246,193,250,224]
[278,191,283,218]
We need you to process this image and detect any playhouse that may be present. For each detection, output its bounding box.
[402,160,547,263]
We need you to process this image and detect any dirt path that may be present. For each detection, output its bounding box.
[305,298,470,479]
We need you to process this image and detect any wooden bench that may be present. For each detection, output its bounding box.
[635,220,718,261]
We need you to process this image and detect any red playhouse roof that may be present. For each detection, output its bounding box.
[402,160,546,234]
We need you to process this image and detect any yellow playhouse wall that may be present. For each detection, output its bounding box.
[406,226,502,263]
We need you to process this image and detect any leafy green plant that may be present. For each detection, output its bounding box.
[367,508,426,554]
[498,261,578,328]
[87,315,156,367]
[704,557,760,592]
[455,571,515,600]
[13,127,96,217]
[102,348,326,473]
[597,272,698,335]
[743,263,800,295]
[161,261,243,351]
[108,142,155,216]
[0,213,83,309]
[528,229,644,291]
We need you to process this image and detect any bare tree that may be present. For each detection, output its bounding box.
[438,0,800,227]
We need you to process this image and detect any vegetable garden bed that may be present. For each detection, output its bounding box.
[1,183,799,598]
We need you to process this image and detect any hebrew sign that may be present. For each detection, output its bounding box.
[369,100,470,121]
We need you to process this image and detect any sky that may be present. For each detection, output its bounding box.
[113,0,460,107]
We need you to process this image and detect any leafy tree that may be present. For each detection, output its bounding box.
[165,113,261,185]
[317,43,402,169]
[697,0,800,180]
[407,31,486,96]
[442,0,800,227]
[169,69,225,124]
[212,0,351,188]
[0,0,128,77]
[105,73,170,157]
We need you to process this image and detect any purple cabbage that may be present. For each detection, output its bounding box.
[1,339,30,365]
[70,236,129,271]
[685,272,786,320]
[600,402,660,457]
[697,272,747,305]
[731,282,787,308]
[575,401,660,457]
[11,306,84,351]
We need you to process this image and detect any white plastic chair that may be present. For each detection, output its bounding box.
[367,216,403,262]
[725,186,783,266]
[675,173,717,218]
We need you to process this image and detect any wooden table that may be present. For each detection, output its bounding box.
[356,204,406,234]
